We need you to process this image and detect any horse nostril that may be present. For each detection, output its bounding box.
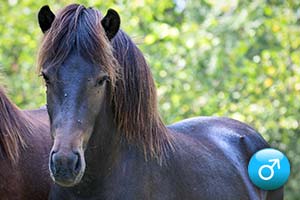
[73,152,81,173]
[50,150,57,174]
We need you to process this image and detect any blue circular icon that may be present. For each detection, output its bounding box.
[248,148,290,190]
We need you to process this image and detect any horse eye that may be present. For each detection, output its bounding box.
[96,75,109,87]
[41,72,51,85]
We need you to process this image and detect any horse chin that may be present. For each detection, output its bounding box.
[52,170,85,187]
[54,180,78,187]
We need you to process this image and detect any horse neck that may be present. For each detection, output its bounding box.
[83,100,121,178]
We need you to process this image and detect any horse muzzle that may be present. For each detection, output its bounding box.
[49,149,86,187]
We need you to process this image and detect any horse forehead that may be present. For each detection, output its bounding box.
[59,56,97,79]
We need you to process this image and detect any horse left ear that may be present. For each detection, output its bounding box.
[38,5,55,33]
[101,9,120,40]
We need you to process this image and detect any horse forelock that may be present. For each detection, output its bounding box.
[37,4,173,162]
[0,87,31,164]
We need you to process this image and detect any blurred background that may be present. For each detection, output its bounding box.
[0,0,299,198]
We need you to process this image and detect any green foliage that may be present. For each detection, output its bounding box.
[0,0,299,198]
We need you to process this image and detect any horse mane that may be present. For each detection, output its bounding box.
[111,31,174,160]
[0,87,32,164]
[37,4,174,161]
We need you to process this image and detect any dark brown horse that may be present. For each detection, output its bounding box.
[0,86,52,199]
[37,4,283,200]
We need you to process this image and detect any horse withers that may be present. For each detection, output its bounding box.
[38,4,283,200]
[0,86,52,199]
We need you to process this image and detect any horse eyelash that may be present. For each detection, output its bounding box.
[96,76,109,86]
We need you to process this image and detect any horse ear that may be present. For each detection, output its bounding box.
[38,5,55,33]
[101,9,120,40]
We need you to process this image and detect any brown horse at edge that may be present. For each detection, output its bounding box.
[0,86,52,200]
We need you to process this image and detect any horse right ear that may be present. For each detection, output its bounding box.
[101,9,120,40]
[38,5,55,33]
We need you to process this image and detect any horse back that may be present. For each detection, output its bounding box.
[167,116,283,200]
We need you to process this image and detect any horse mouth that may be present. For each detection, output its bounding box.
[50,170,85,187]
